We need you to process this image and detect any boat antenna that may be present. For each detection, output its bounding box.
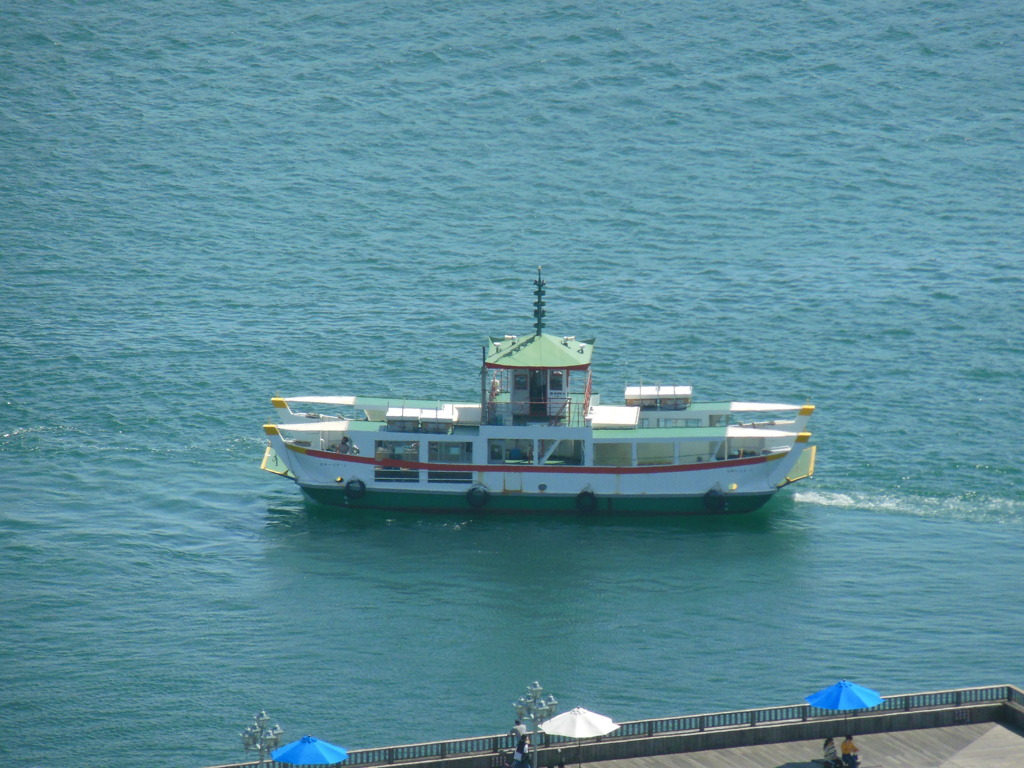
[533,266,546,336]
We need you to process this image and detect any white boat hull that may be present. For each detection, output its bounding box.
[262,434,815,516]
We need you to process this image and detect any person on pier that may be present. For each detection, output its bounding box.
[512,734,532,768]
[823,736,842,768]
[841,735,860,767]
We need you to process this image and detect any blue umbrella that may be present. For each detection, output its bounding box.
[806,679,883,732]
[271,735,349,765]
[806,680,883,711]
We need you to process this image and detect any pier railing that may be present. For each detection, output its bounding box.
[207,684,1023,768]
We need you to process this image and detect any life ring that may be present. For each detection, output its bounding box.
[467,485,490,508]
[575,490,598,513]
[703,488,727,513]
[345,478,367,500]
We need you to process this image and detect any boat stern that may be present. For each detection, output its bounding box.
[261,424,295,479]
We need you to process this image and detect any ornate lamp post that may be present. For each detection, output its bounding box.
[241,710,284,767]
[513,681,559,736]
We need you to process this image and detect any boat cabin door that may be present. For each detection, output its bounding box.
[511,372,530,417]
[529,369,548,419]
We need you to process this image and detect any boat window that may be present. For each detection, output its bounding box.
[549,371,564,391]
[427,470,473,484]
[677,442,711,464]
[637,442,674,466]
[375,440,420,462]
[427,441,473,464]
[320,431,345,451]
[539,439,583,465]
[728,437,766,459]
[657,417,702,428]
[593,442,633,467]
[489,439,533,463]
[375,467,419,483]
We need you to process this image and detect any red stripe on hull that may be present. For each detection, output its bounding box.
[304,448,773,475]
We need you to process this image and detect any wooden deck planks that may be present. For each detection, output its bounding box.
[941,723,1024,767]
[585,723,1024,768]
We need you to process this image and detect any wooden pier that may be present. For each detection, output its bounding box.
[592,722,1024,767]
[208,685,1024,768]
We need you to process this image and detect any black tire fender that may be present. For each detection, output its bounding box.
[703,488,727,513]
[345,478,367,500]
[467,485,490,508]
[575,490,598,513]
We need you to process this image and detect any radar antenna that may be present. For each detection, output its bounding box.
[532,267,546,336]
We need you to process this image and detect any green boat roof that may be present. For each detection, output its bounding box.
[485,332,594,370]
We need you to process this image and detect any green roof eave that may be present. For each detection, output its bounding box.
[593,426,727,439]
[485,332,594,369]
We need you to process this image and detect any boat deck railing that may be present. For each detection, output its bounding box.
[485,393,590,428]
[206,685,1023,768]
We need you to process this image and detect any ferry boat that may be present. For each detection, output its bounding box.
[261,270,816,515]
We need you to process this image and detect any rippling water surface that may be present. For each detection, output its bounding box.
[2,2,1023,767]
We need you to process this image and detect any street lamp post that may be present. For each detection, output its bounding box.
[513,681,559,737]
[241,710,284,767]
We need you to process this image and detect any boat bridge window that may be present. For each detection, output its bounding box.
[485,368,586,427]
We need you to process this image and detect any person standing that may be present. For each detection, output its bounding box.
[521,734,532,768]
[510,720,527,738]
[841,735,860,767]
[512,734,531,768]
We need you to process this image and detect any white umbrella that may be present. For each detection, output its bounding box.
[540,707,620,767]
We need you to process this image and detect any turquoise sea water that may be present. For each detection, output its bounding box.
[2,1,1023,767]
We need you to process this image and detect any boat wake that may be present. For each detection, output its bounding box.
[793,489,1023,524]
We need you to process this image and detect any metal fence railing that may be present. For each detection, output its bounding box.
[210,685,1020,768]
